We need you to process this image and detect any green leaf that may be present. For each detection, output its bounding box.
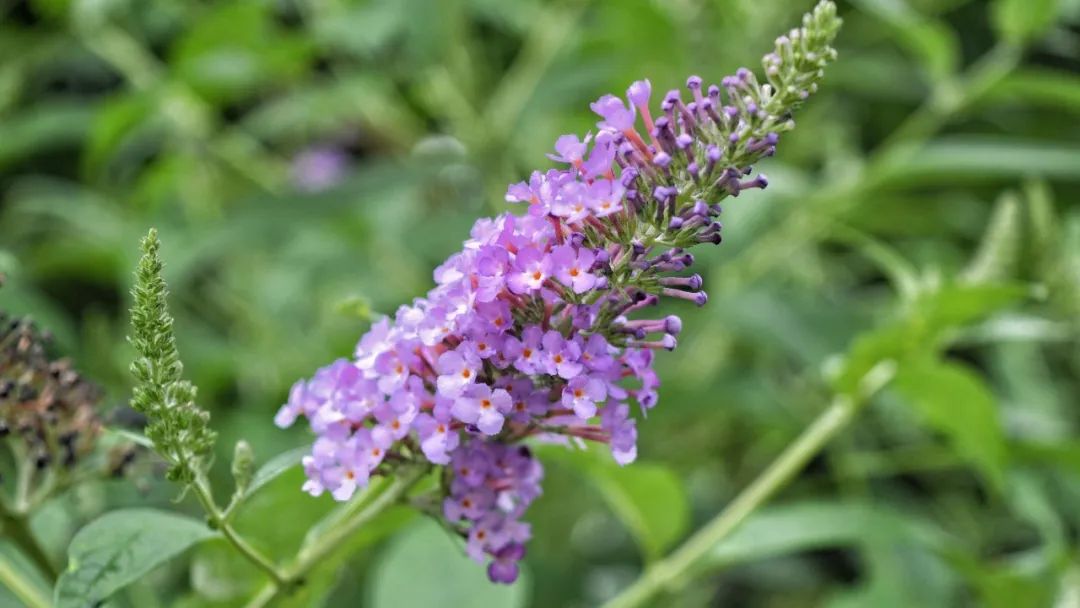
[189,539,262,603]
[914,282,1029,333]
[893,360,1008,489]
[541,445,689,561]
[832,281,1025,395]
[702,501,947,573]
[0,102,93,171]
[170,2,312,105]
[985,69,1080,115]
[991,0,1061,44]
[54,509,217,608]
[369,519,528,608]
[243,445,308,499]
[82,91,160,181]
[591,462,689,561]
[878,137,1080,186]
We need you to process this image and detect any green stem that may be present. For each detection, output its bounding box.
[191,476,288,588]
[244,466,429,608]
[289,466,426,574]
[602,397,859,608]
[0,508,59,583]
[0,450,59,582]
[0,552,50,608]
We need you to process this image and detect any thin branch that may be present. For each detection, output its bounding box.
[0,503,59,583]
[0,551,50,608]
[244,465,430,608]
[191,476,288,588]
[603,363,896,608]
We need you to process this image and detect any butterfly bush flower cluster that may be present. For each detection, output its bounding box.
[277,1,840,583]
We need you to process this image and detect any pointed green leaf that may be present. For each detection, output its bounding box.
[893,360,1008,489]
[541,445,689,561]
[370,519,528,608]
[243,445,309,499]
[55,509,216,608]
[702,501,948,573]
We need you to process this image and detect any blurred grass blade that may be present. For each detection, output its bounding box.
[701,500,948,573]
[962,191,1021,284]
[991,0,1063,44]
[849,0,959,81]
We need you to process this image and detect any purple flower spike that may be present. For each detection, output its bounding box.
[278,0,840,581]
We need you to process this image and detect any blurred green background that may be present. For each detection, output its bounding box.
[2,0,1080,606]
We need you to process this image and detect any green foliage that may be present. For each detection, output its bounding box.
[1,0,1079,605]
[704,501,948,571]
[370,519,529,608]
[54,509,216,608]
[241,445,308,501]
[128,229,216,483]
[893,359,1008,488]
[991,0,1062,44]
[542,445,690,562]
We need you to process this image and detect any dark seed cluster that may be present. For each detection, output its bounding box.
[0,313,102,470]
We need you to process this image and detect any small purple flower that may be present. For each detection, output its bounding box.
[627,79,652,110]
[436,349,478,398]
[585,179,624,218]
[551,245,597,294]
[547,134,589,165]
[590,94,636,132]
[579,334,615,371]
[452,384,511,435]
[562,376,606,419]
[292,146,348,192]
[444,487,494,522]
[506,247,550,294]
[513,326,545,374]
[542,330,582,379]
[415,412,458,464]
[274,380,308,428]
[581,133,617,178]
[487,543,526,584]
[550,183,592,223]
[601,402,638,465]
